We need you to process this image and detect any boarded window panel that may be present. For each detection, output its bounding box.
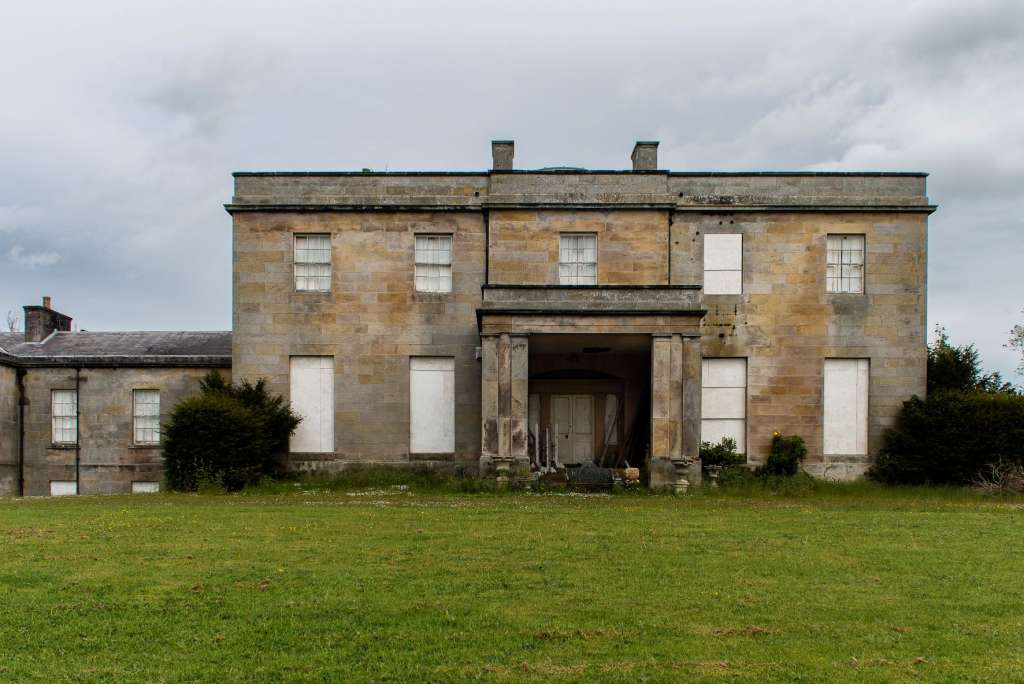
[289,356,335,453]
[50,481,77,496]
[410,357,455,453]
[703,234,743,295]
[701,358,747,453]
[823,359,869,455]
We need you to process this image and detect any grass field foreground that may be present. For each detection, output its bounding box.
[1,482,1023,682]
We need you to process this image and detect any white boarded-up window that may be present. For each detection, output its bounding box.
[133,389,160,445]
[410,357,455,453]
[704,233,743,295]
[289,357,335,453]
[826,234,865,293]
[559,234,597,285]
[294,234,332,291]
[132,481,160,494]
[823,359,869,455]
[415,235,453,293]
[701,358,747,453]
[51,389,78,445]
[50,480,77,496]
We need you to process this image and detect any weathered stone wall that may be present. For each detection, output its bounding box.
[20,366,220,495]
[231,168,931,480]
[0,364,18,495]
[672,211,928,478]
[231,211,485,472]
[488,209,670,285]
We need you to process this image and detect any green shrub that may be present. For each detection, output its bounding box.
[700,437,745,468]
[758,433,807,477]
[870,392,1024,485]
[163,372,300,492]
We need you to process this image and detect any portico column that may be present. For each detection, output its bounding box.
[480,333,528,482]
[649,333,702,491]
[480,334,499,472]
[680,336,703,485]
[509,334,529,469]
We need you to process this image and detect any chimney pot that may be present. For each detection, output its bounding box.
[491,140,514,171]
[631,141,659,171]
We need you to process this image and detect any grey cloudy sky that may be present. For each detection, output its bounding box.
[2,0,1022,378]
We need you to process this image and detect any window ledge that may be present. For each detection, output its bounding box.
[129,444,161,450]
[49,444,78,450]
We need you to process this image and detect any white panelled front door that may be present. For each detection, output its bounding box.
[552,394,594,465]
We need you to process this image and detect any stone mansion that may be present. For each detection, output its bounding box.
[0,140,933,495]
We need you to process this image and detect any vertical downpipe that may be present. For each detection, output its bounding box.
[75,367,81,494]
[16,368,26,497]
[483,208,490,286]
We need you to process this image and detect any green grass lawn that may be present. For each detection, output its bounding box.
[1,483,1023,682]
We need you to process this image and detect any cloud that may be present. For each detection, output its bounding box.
[9,245,62,269]
[0,0,1021,376]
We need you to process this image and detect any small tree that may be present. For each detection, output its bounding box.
[163,371,300,491]
[758,433,807,477]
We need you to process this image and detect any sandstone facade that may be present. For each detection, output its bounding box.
[227,141,934,485]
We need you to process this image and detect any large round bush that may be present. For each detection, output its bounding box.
[163,372,300,491]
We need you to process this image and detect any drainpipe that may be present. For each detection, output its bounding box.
[16,368,26,497]
[483,208,490,285]
[75,366,81,494]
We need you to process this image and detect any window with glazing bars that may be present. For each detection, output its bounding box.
[414,235,452,293]
[826,234,865,293]
[51,389,77,444]
[133,389,160,445]
[559,234,597,285]
[294,234,331,291]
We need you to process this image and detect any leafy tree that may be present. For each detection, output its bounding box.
[928,325,1015,395]
[1010,311,1024,377]
[163,371,301,491]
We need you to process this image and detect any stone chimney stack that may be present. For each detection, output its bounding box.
[491,140,514,171]
[23,296,72,343]
[631,141,659,171]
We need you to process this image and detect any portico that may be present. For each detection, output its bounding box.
[477,285,705,489]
